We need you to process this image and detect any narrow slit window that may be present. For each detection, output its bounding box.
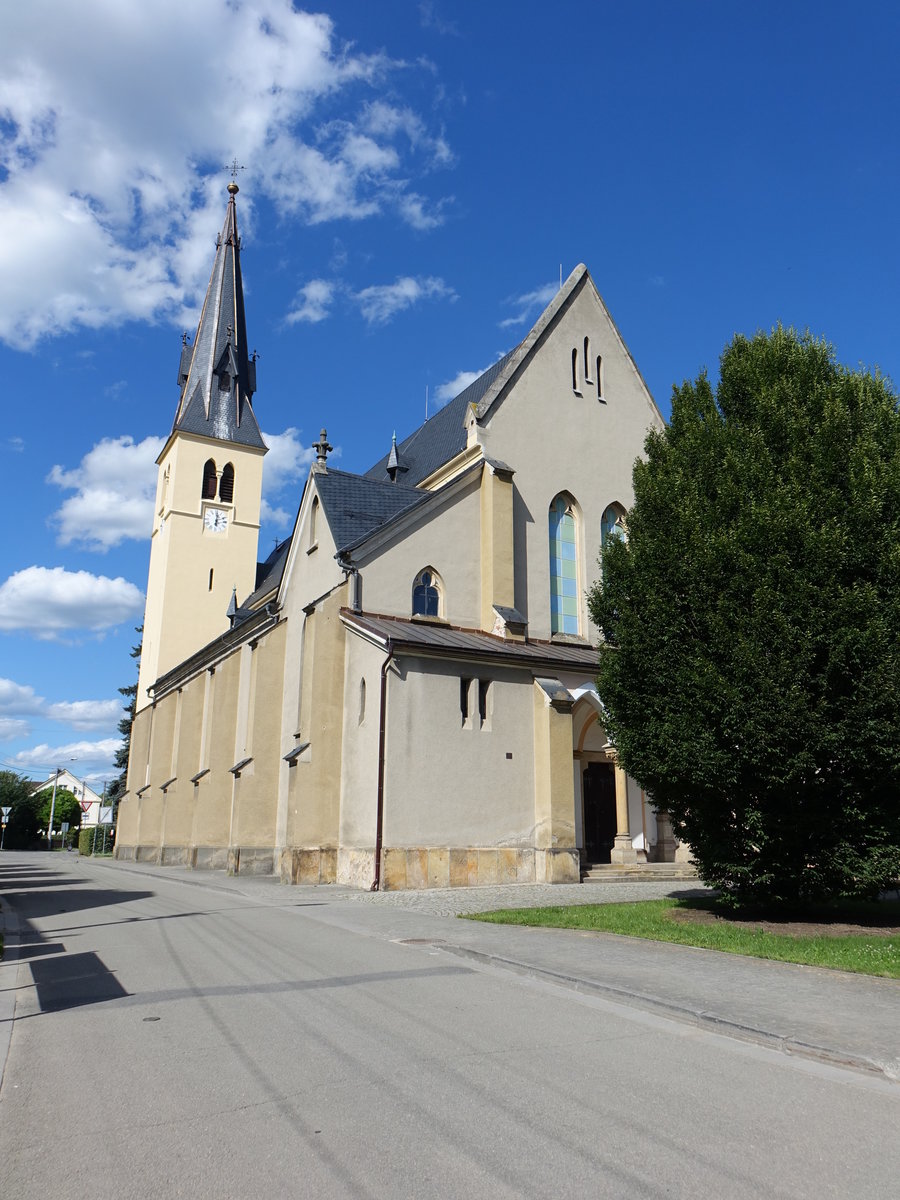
[309,497,318,548]
[460,677,471,722]
[219,462,234,503]
[597,355,605,401]
[571,347,579,392]
[583,336,591,381]
[358,678,366,726]
[478,679,490,723]
[208,568,214,592]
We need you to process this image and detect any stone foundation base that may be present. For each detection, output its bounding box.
[534,847,581,883]
[337,849,376,889]
[279,847,337,885]
[161,845,190,866]
[114,845,135,862]
[135,844,161,864]
[192,845,229,871]
[227,847,275,876]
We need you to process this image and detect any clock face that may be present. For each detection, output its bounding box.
[204,507,228,532]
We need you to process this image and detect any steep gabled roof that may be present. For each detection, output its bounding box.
[365,347,519,486]
[171,184,266,452]
[316,468,426,553]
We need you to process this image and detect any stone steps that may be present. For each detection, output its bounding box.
[581,863,699,883]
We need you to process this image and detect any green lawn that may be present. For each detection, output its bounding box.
[465,898,900,978]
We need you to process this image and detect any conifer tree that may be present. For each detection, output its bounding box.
[108,628,142,805]
[589,327,900,906]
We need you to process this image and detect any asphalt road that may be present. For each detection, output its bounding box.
[1,853,898,1199]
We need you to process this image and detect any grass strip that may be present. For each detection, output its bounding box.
[465,899,900,978]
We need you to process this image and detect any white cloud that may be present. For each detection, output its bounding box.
[499,281,558,329]
[262,428,316,493]
[354,276,456,325]
[45,699,123,732]
[0,676,124,741]
[0,1,454,349]
[259,427,316,530]
[6,437,25,453]
[0,678,44,717]
[0,566,144,639]
[285,279,335,325]
[47,435,164,551]
[434,364,497,406]
[0,718,31,742]
[8,738,120,773]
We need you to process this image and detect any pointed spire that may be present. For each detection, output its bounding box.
[172,183,266,451]
[387,431,399,482]
[226,586,238,627]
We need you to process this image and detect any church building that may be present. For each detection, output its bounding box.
[116,184,690,887]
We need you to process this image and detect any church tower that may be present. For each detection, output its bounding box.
[137,183,267,711]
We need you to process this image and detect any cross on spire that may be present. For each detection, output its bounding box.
[224,158,246,180]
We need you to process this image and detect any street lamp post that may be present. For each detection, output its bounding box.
[46,767,61,851]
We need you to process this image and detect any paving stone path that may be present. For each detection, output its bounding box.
[340,878,708,917]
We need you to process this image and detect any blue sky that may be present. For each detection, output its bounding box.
[1,0,897,788]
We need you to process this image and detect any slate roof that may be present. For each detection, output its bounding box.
[341,610,598,670]
[171,186,266,452]
[316,468,426,553]
[365,347,519,486]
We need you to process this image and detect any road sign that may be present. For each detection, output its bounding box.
[80,800,91,813]
[1,806,10,821]
[99,806,113,824]
[61,822,70,833]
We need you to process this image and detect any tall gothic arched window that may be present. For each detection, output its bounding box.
[549,494,579,635]
[202,458,217,499]
[219,462,234,503]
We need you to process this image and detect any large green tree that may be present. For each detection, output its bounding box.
[589,327,900,907]
[0,771,38,849]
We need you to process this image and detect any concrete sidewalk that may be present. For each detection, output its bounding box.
[80,855,900,1082]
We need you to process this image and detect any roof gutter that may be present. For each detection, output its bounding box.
[371,640,394,891]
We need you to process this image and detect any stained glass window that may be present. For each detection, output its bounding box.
[549,496,579,635]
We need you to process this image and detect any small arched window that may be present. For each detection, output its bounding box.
[219,462,234,504]
[571,347,579,392]
[601,504,627,549]
[549,494,579,635]
[202,459,217,499]
[596,355,605,401]
[412,568,441,617]
[583,337,591,381]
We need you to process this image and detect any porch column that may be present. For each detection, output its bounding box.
[609,759,638,864]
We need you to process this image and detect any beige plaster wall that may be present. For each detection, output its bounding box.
[191,650,240,848]
[230,620,285,849]
[355,474,481,626]
[338,633,387,850]
[283,586,347,850]
[380,660,536,848]
[479,278,663,642]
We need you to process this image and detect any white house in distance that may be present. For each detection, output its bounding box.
[29,770,104,827]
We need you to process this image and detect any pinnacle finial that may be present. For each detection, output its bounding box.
[312,428,333,468]
[227,181,239,196]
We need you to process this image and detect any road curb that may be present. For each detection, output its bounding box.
[436,941,900,1084]
[0,902,22,1091]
